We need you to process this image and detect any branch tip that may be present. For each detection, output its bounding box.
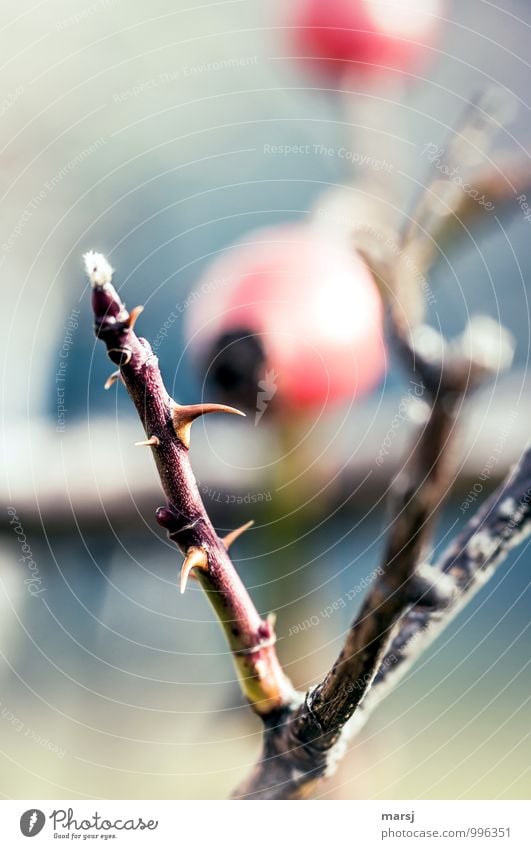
[83,251,113,288]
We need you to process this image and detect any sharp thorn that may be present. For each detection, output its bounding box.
[223,520,255,550]
[171,402,246,449]
[127,304,144,331]
[134,435,160,447]
[180,547,208,594]
[104,370,121,390]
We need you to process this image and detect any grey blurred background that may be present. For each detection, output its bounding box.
[0,0,530,799]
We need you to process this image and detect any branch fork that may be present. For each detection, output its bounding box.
[86,183,530,800]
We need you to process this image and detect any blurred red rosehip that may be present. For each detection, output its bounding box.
[287,0,443,79]
[185,223,386,414]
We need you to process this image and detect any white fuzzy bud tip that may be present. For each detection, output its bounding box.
[83,251,114,287]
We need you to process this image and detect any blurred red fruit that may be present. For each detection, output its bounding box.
[288,0,443,79]
[185,223,386,414]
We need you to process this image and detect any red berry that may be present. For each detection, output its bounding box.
[288,0,443,79]
[185,223,386,413]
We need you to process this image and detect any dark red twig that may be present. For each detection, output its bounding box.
[86,251,296,716]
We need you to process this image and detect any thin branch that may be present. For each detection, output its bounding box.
[291,376,464,749]
[233,442,531,801]
[399,89,518,282]
[85,252,296,715]
[233,314,515,799]
[231,136,518,794]
[363,440,531,713]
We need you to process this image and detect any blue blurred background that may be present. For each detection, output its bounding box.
[0,0,529,799]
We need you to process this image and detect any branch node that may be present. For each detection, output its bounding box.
[233,633,277,656]
[404,563,456,609]
[155,507,200,541]
[107,347,132,365]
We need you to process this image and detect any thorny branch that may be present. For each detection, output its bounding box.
[86,252,295,717]
[87,99,531,798]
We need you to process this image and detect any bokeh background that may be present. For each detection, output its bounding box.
[0,0,530,800]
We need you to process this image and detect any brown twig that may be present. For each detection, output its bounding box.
[363,439,531,712]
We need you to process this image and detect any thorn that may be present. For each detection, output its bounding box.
[104,370,122,390]
[223,520,255,550]
[180,547,208,594]
[135,435,160,447]
[171,402,246,449]
[126,304,144,332]
[267,611,277,630]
